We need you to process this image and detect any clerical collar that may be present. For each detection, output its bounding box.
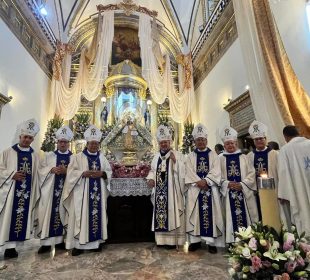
[195,147,209,152]
[86,150,98,156]
[57,150,70,154]
[255,147,269,152]
[223,149,242,155]
[17,144,31,152]
[160,150,170,156]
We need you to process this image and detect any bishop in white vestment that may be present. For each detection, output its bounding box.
[185,124,224,253]
[35,126,74,254]
[0,119,40,258]
[278,125,310,236]
[61,125,112,256]
[146,125,186,248]
[246,121,279,221]
[219,126,259,244]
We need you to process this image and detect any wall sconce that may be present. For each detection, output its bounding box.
[0,93,13,119]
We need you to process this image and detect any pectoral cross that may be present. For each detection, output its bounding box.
[91,161,98,171]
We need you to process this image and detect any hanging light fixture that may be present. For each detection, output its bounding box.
[37,0,47,16]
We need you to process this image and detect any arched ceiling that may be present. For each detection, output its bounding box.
[40,0,203,47]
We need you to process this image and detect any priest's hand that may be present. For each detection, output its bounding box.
[196,179,208,190]
[228,182,242,191]
[57,165,67,175]
[82,171,93,178]
[51,167,61,175]
[147,179,155,188]
[170,152,176,164]
[12,171,26,181]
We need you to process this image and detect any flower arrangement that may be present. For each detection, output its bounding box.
[228,223,310,280]
[101,124,114,142]
[73,112,90,140]
[158,114,175,140]
[110,162,151,178]
[181,122,195,154]
[141,149,154,164]
[41,116,64,152]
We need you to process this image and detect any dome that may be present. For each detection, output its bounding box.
[109,60,142,77]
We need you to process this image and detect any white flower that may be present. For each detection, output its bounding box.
[228,268,236,276]
[242,247,251,259]
[237,226,253,240]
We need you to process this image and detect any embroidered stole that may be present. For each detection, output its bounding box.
[154,151,170,232]
[195,149,213,237]
[83,150,102,242]
[224,153,247,233]
[253,148,270,221]
[48,150,72,238]
[9,144,34,241]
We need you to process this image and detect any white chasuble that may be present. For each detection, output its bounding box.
[0,146,40,252]
[185,149,224,246]
[146,151,186,246]
[220,152,259,243]
[61,152,112,250]
[35,151,72,246]
[278,137,310,236]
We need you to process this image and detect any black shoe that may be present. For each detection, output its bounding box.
[38,245,51,254]
[4,248,18,259]
[208,245,218,254]
[55,242,66,250]
[71,248,83,256]
[164,245,177,250]
[188,242,202,252]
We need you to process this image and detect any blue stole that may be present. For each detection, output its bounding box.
[154,150,170,232]
[9,144,34,241]
[83,149,102,242]
[224,153,248,233]
[195,148,213,237]
[253,148,270,221]
[48,150,72,238]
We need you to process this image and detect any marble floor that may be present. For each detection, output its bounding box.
[0,240,230,280]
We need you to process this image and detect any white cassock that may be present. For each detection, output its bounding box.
[278,137,310,236]
[146,150,186,246]
[35,151,72,246]
[0,146,40,252]
[220,152,259,243]
[60,152,112,250]
[185,150,224,247]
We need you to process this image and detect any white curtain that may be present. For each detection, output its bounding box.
[232,0,285,144]
[50,11,114,120]
[138,13,166,105]
[139,14,195,123]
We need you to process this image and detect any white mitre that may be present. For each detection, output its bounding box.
[84,125,102,142]
[248,120,268,139]
[156,125,172,142]
[19,118,40,137]
[220,126,238,143]
[192,123,208,140]
[55,125,74,141]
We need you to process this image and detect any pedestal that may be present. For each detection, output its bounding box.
[107,178,154,243]
[257,177,281,233]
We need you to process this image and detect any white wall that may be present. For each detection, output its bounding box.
[0,19,50,151]
[270,0,310,95]
[194,38,249,148]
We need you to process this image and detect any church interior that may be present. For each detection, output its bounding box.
[0,0,310,279]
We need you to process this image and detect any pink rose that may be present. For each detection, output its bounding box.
[296,256,305,267]
[299,242,310,253]
[249,238,257,251]
[285,260,297,273]
[283,233,295,251]
[251,255,262,271]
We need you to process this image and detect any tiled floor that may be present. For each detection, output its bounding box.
[0,240,230,280]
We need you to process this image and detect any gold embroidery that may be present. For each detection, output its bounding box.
[228,160,241,177]
[155,162,168,230]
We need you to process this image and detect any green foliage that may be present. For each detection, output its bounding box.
[181,122,195,154]
[74,112,91,140]
[41,116,64,152]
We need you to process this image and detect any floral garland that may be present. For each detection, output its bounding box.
[110,161,151,178]
[228,222,310,280]
[41,116,64,152]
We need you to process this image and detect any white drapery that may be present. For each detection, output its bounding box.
[139,14,195,123]
[50,11,114,120]
[232,0,285,144]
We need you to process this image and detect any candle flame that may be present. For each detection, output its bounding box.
[260,172,268,179]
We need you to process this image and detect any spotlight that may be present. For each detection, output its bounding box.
[40,7,47,16]
[101,96,107,103]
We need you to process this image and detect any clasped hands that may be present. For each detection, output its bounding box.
[196,179,209,190]
[51,165,67,175]
[228,181,242,191]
